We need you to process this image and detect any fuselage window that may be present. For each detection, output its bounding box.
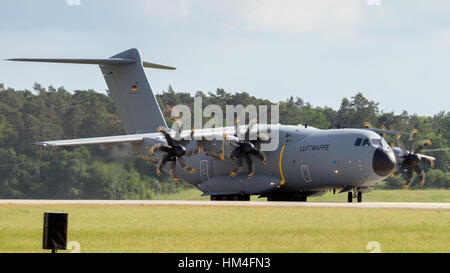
[362,138,370,147]
[354,138,363,146]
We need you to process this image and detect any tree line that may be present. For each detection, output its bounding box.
[0,83,448,198]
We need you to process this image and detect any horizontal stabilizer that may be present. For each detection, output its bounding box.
[7,57,176,70]
[6,58,136,66]
[143,61,176,70]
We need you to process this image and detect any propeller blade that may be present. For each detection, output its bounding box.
[391,170,401,177]
[185,147,202,156]
[379,124,386,137]
[420,155,435,168]
[170,160,180,182]
[149,144,171,156]
[174,119,183,132]
[157,126,175,147]
[396,134,406,154]
[244,154,255,178]
[156,154,170,176]
[230,156,244,177]
[177,157,196,174]
[257,132,271,143]
[413,165,425,186]
[173,119,183,140]
[228,139,241,148]
[403,166,414,189]
[230,147,241,159]
[245,119,258,141]
[250,148,267,164]
[234,117,240,138]
[190,126,196,140]
[408,129,418,152]
[414,139,432,154]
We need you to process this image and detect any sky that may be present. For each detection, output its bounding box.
[0,0,449,116]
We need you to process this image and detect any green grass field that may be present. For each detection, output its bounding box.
[154,188,450,203]
[0,203,449,253]
[0,190,448,253]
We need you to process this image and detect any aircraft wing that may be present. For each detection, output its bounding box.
[36,133,159,147]
[365,128,409,135]
[34,128,230,147]
[35,125,275,147]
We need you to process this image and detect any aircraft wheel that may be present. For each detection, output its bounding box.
[211,195,225,201]
[357,192,362,203]
[347,192,353,203]
[240,194,250,201]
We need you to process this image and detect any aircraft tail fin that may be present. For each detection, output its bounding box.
[99,48,169,134]
[8,48,171,134]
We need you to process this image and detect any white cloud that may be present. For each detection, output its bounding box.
[239,0,362,34]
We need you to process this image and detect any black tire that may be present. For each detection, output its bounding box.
[357,192,362,203]
[241,195,250,201]
[348,192,353,203]
[212,195,224,201]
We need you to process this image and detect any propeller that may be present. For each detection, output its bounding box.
[149,126,199,182]
[391,129,436,189]
[362,122,387,137]
[226,118,269,178]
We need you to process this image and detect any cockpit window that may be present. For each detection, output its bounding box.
[362,138,370,147]
[370,138,391,149]
[354,138,363,146]
[370,138,381,147]
[380,138,389,148]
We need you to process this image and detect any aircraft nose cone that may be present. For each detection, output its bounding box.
[372,148,396,177]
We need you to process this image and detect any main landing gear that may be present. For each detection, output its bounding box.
[266,193,307,202]
[210,194,250,201]
[347,191,363,203]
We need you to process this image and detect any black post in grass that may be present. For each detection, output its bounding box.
[43,212,68,253]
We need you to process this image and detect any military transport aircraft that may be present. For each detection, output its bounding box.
[7,48,437,202]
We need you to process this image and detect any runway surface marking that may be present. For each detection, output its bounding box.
[0,200,449,210]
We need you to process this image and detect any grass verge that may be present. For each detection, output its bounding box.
[0,204,448,253]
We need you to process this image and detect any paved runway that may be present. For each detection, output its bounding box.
[0,199,449,210]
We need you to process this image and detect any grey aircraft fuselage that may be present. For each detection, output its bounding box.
[131,124,396,198]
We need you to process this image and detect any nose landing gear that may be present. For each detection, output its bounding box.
[347,191,363,203]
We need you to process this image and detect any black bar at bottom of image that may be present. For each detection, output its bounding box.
[0,253,447,272]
